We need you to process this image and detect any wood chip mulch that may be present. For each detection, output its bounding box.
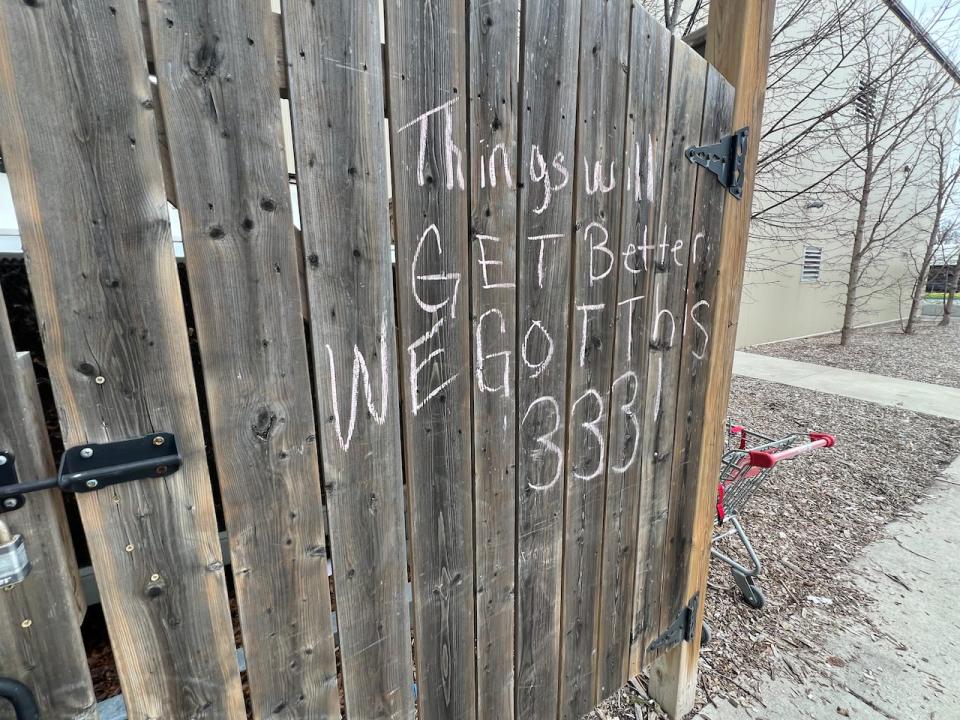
[747,319,960,389]
[588,373,960,719]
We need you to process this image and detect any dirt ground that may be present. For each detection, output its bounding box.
[747,319,960,389]
[588,374,960,719]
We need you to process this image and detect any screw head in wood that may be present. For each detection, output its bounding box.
[2,499,17,509]
[20,619,31,629]
[85,479,99,489]
[152,435,165,446]
[94,376,106,385]
[150,573,160,582]
[80,447,94,459]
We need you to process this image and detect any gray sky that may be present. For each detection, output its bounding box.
[905,0,960,61]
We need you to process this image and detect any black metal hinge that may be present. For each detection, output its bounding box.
[0,433,181,513]
[647,592,700,653]
[686,127,749,200]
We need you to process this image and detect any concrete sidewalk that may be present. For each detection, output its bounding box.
[734,352,960,421]
[697,457,960,720]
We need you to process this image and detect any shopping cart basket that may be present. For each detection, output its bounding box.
[711,424,836,611]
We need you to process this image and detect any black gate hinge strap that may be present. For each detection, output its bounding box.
[686,127,749,200]
[647,592,700,653]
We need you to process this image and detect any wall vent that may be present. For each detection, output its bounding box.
[801,246,822,283]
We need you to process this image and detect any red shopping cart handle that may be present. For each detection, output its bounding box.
[748,432,835,468]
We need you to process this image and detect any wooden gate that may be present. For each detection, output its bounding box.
[0,0,746,718]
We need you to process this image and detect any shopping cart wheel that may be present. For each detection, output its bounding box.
[732,570,765,609]
[740,585,765,609]
[700,621,712,646]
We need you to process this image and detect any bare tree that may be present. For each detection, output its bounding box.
[834,12,957,345]
[639,0,706,34]
[904,122,960,333]
[645,1,960,339]
[752,0,883,239]
[735,0,960,297]
[940,247,960,325]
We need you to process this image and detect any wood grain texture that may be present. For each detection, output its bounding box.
[595,7,671,698]
[649,67,732,714]
[281,1,417,717]
[0,3,245,716]
[139,0,287,94]
[557,1,632,716]
[383,2,476,718]
[648,4,775,716]
[468,1,520,718]
[630,37,707,675]
[514,0,582,717]
[145,1,340,717]
[0,306,95,720]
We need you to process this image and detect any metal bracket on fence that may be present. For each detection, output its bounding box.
[0,433,181,513]
[647,592,700,653]
[686,126,749,199]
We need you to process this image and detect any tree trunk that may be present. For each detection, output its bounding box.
[841,155,873,346]
[840,250,862,346]
[941,258,960,326]
[905,218,941,334]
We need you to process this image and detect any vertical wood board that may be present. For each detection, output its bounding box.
[558,0,632,716]
[649,4,773,716]
[659,67,733,629]
[468,1,520,718]
[383,2,476,718]
[0,302,95,720]
[631,37,707,674]
[145,1,341,716]
[646,57,737,720]
[282,0,418,716]
[0,3,245,716]
[649,66,733,712]
[515,0,582,717]
[595,6,672,698]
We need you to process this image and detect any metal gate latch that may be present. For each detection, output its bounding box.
[647,592,700,652]
[686,127,749,199]
[0,432,182,514]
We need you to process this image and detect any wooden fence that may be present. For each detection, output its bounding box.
[0,1,767,718]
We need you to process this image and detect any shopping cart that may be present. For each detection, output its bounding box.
[711,424,836,611]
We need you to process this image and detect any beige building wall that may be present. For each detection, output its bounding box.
[736,1,955,347]
[737,241,912,347]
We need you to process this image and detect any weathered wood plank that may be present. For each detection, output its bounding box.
[144,1,340,717]
[468,1,519,718]
[515,0,582,717]
[281,1,417,717]
[383,2,476,718]
[0,3,245,716]
[0,305,95,720]
[139,0,288,94]
[595,6,672,699]
[650,62,733,714]
[648,4,775,716]
[557,1,632,716]
[630,37,707,675]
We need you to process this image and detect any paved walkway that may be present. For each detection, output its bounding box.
[734,352,960,420]
[698,457,960,720]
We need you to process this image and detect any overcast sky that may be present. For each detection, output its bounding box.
[905,0,960,62]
